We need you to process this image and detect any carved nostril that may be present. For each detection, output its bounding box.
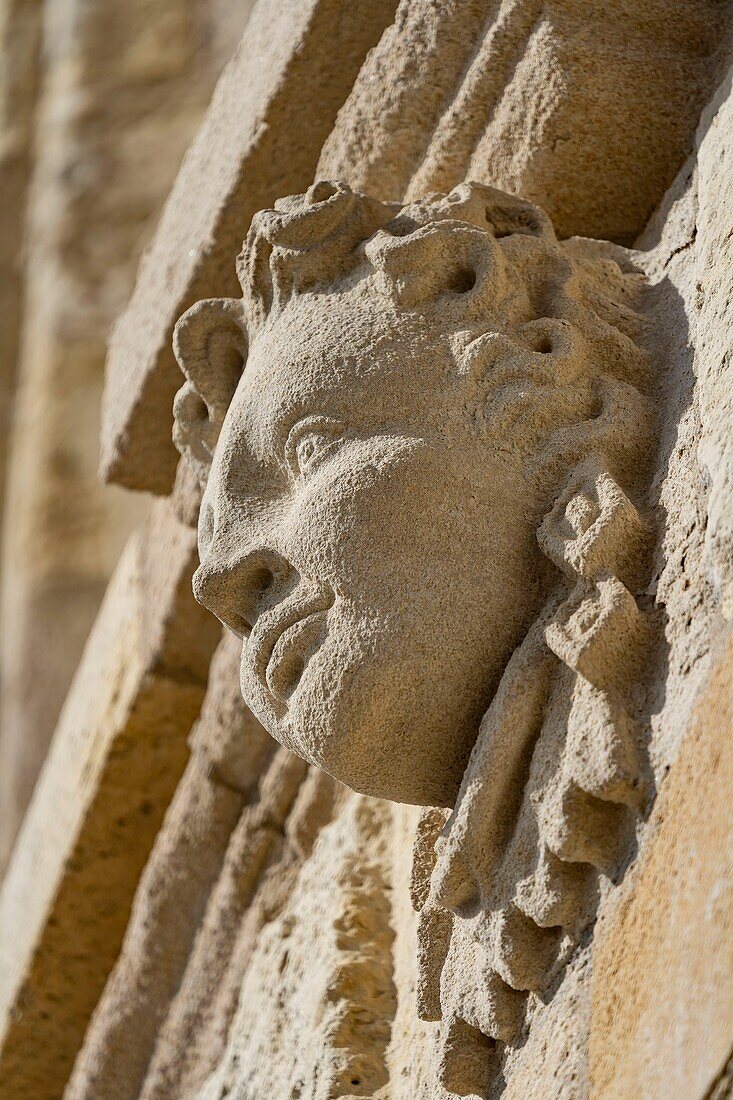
[238,561,281,631]
[237,553,295,633]
[193,543,294,639]
[250,566,274,602]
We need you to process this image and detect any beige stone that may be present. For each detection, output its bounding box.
[167,135,732,1090]
[0,0,253,874]
[0,0,43,508]
[62,629,268,1098]
[65,634,344,1100]
[1,3,732,1097]
[694,71,733,619]
[169,176,663,1094]
[99,0,399,497]
[98,0,733,511]
[0,502,220,1099]
[63,631,270,1100]
[589,624,733,1099]
[319,0,732,241]
[139,755,335,1100]
[174,180,653,813]
[197,792,396,1100]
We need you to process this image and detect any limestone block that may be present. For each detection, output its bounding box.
[589,624,733,1099]
[0,502,220,1100]
[137,755,333,1100]
[196,793,396,1100]
[694,71,733,618]
[6,11,727,1099]
[99,0,399,496]
[319,0,732,242]
[64,631,273,1100]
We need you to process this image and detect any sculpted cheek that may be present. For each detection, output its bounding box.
[282,443,424,576]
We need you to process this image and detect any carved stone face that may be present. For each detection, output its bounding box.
[176,179,650,808]
[193,283,542,806]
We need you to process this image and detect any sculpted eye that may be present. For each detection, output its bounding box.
[285,416,345,480]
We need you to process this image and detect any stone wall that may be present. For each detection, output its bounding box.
[0,3,731,1098]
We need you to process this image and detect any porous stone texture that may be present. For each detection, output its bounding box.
[0,0,255,875]
[196,793,396,1100]
[175,180,654,815]
[318,0,732,241]
[589,623,733,1100]
[166,86,732,1099]
[1,4,732,1098]
[64,631,273,1100]
[100,0,733,500]
[68,655,342,1099]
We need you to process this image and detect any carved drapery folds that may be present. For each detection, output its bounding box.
[172,178,657,1089]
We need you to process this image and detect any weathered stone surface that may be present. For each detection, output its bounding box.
[0,502,220,1100]
[176,179,654,812]
[197,793,396,1100]
[589,624,733,1100]
[64,631,273,1100]
[166,71,733,1093]
[100,0,399,496]
[168,170,650,1091]
[320,0,732,241]
[694,71,733,619]
[2,6,732,1098]
[64,633,345,1100]
[139,755,334,1100]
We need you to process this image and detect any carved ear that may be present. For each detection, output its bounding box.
[172,298,247,486]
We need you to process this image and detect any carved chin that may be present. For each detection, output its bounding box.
[240,630,473,807]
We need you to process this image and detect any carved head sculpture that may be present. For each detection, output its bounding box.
[173,180,652,807]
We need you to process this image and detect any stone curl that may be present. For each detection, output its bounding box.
[173,179,654,497]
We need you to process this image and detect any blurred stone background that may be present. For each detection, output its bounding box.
[0,0,256,874]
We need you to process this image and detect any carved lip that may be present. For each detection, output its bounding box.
[247,587,334,710]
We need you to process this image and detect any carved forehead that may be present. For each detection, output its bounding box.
[248,279,452,375]
[232,288,458,438]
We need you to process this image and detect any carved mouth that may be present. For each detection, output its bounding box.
[247,589,333,711]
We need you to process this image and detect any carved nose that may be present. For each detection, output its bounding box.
[193,547,295,638]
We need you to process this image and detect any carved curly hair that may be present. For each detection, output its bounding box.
[173,179,654,495]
